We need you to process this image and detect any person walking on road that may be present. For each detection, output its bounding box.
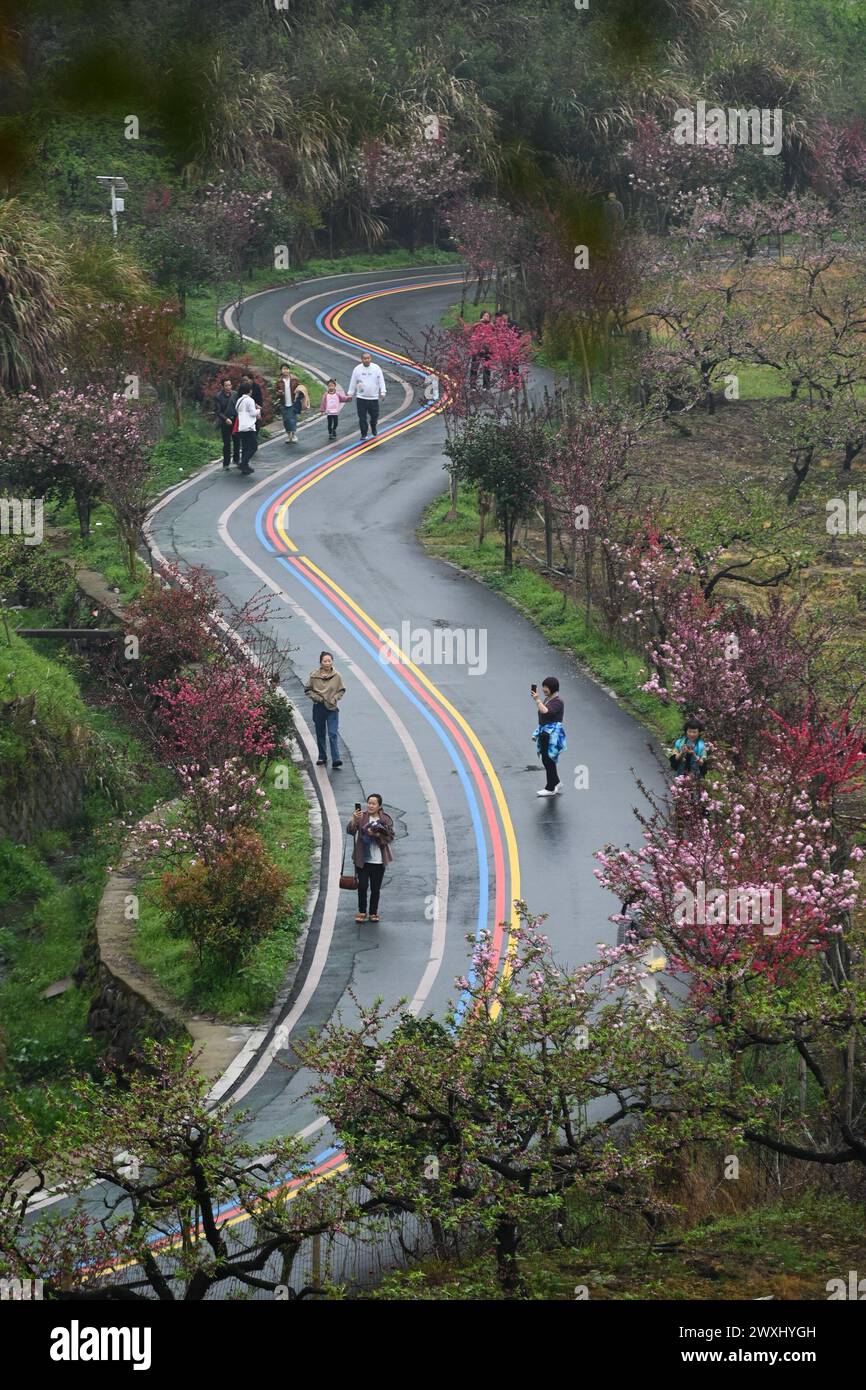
[239,373,264,433]
[320,378,350,440]
[214,376,239,469]
[275,362,301,442]
[304,650,346,767]
[531,675,567,796]
[235,382,260,475]
[347,351,386,441]
[347,793,395,923]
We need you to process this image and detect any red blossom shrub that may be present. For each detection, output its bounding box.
[767,703,866,803]
[199,358,274,425]
[152,665,276,771]
[126,564,222,681]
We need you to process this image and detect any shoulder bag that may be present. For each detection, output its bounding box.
[340,826,358,891]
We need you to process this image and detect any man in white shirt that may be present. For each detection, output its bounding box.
[347,352,387,441]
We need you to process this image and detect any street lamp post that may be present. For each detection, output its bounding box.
[95,175,129,238]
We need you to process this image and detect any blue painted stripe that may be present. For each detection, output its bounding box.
[280,554,485,1013]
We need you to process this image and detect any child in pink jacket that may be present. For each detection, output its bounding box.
[320,379,351,440]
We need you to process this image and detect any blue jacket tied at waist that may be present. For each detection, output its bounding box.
[533,721,567,762]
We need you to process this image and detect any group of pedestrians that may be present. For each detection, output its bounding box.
[469,307,521,389]
[214,373,264,475]
[214,352,389,472]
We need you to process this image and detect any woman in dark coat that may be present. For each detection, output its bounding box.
[347,793,395,923]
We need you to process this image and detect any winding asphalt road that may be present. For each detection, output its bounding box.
[143,265,660,1158]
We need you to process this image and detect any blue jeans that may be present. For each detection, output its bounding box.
[312,703,340,762]
[282,405,298,434]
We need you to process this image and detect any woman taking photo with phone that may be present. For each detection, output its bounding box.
[531,676,567,797]
[346,794,395,923]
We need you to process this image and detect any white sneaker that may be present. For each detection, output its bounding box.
[291,431,298,442]
[554,784,563,793]
[537,788,556,797]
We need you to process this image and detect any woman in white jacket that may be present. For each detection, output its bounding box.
[235,384,260,475]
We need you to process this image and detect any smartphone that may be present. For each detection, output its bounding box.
[355,803,362,812]
[531,684,538,695]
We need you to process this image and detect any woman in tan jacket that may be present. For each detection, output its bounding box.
[304,650,346,767]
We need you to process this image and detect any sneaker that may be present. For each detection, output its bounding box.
[291,432,298,442]
[223,462,230,469]
[536,788,556,797]
[316,759,326,766]
[554,784,563,793]
[332,761,343,768]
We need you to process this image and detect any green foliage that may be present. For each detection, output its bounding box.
[676,482,814,573]
[0,198,72,391]
[0,629,91,774]
[261,684,295,749]
[21,113,178,218]
[0,536,76,620]
[444,416,548,570]
[0,680,174,1140]
[158,826,291,967]
[366,1189,866,1300]
[134,762,311,1019]
[148,419,216,495]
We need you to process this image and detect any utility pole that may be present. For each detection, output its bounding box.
[95,175,129,238]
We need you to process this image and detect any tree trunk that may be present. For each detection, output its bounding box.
[445,470,459,522]
[494,1219,521,1298]
[74,487,92,540]
[787,448,814,505]
[479,490,491,546]
[544,501,553,570]
[430,1217,449,1261]
[576,325,593,403]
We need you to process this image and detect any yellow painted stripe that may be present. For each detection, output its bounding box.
[298,552,522,1004]
[278,278,522,1006]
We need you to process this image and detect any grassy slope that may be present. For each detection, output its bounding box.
[132,761,313,1022]
[365,1191,866,1300]
[0,628,175,1137]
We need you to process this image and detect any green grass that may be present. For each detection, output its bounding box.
[364,1190,866,1300]
[441,298,496,329]
[0,628,92,773]
[148,417,219,495]
[420,489,682,744]
[132,760,313,1022]
[733,362,791,401]
[0,637,176,1138]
